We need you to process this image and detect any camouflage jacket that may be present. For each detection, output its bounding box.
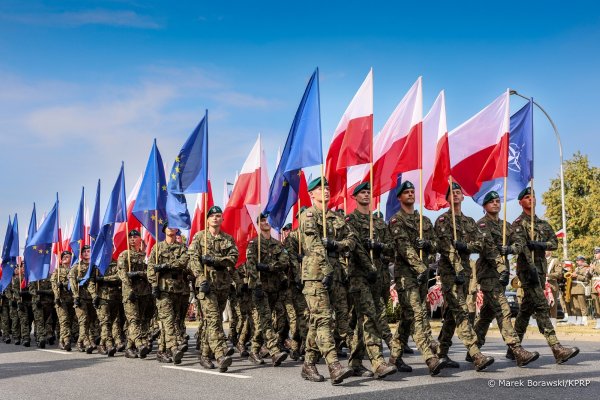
[434,210,483,278]
[11,272,31,303]
[246,235,289,292]
[117,249,151,297]
[511,212,558,281]
[29,278,54,303]
[283,230,302,285]
[188,229,238,291]
[344,210,385,281]
[88,262,122,300]
[148,240,190,294]
[475,214,509,282]
[51,264,73,302]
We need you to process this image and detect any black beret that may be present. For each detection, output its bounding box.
[482,191,500,205]
[60,251,72,258]
[396,180,415,197]
[446,182,462,199]
[81,245,91,251]
[518,187,532,200]
[128,229,141,237]
[282,223,292,231]
[207,206,223,217]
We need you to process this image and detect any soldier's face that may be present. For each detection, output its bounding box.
[519,194,536,210]
[576,259,584,266]
[484,198,501,214]
[449,189,463,205]
[310,186,330,203]
[354,189,371,206]
[61,254,72,265]
[129,236,142,248]
[399,189,415,205]
[165,227,178,237]
[259,218,271,232]
[81,249,91,261]
[208,213,223,228]
[595,252,600,260]
[281,229,290,240]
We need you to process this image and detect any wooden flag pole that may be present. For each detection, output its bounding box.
[320,164,326,238]
[154,209,159,266]
[419,168,424,260]
[502,176,508,246]
[297,196,302,254]
[125,222,131,272]
[448,176,458,242]
[530,178,535,260]
[203,193,208,278]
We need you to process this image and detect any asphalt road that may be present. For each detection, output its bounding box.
[1,331,598,400]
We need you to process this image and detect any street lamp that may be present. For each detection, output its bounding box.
[509,90,568,260]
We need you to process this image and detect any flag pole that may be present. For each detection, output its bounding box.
[448,177,458,242]
[203,193,208,278]
[419,169,424,260]
[320,164,326,238]
[369,67,374,260]
[502,176,508,246]
[530,177,535,259]
[297,196,302,254]
[125,222,131,272]
[56,195,62,285]
[154,209,159,266]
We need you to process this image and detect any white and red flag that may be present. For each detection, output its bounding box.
[188,180,214,244]
[112,173,143,259]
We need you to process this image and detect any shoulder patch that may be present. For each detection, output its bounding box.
[479,223,486,228]
[439,216,445,221]
[515,218,521,223]
[306,212,313,217]
[345,216,350,222]
[390,218,397,224]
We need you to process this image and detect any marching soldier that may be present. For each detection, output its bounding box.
[30,275,55,348]
[434,182,495,371]
[69,245,98,353]
[12,263,33,347]
[511,187,579,364]
[88,260,122,356]
[51,251,76,351]
[188,206,238,372]
[231,262,252,357]
[8,277,21,345]
[0,286,11,343]
[298,177,354,385]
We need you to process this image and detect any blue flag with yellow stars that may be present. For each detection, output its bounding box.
[0,217,15,293]
[133,139,168,240]
[25,196,59,283]
[70,187,85,265]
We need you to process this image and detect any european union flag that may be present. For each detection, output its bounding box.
[0,217,15,293]
[166,191,191,230]
[385,174,402,222]
[70,187,85,265]
[9,214,19,261]
[133,139,168,240]
[84,164,127,282]
[473,99,534,205]
[25,196,59,283]
[265,69,323,230]
[89,179,101,240]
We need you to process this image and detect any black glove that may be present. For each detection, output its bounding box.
[57,282,64,291]
[417,271,428,285]
[415,238,432,251]
[127,292,137,302]
[499,270,510,287]
[92,296,100,309]
[256,263,270,272]
[240,283,249,293]
[152,287,160,299]
[366,270,378,284]
[280,279,289,290]
[454,272,466,285]
[321,273,333,289]
[295,280,304,291]
[321,238,338,251]
[201,255,215,266]
[54,298,62,307]
[88,274,96,283]
[153,264,169,273]
[366,239,384,252]
[35,300,42,308]
[198,281,210,294]
[10,300,17,308]
[95,276,105,282]
[253,286,264,300]
[296,254,304,263]
[454,241,469,253]
[498,245,514,256]
[73,298,81,308]
[17,302,25,311]
[527,241,547,251]
[527,268,540,285]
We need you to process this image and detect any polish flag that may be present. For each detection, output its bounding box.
[188,180,214,244]
[449,90,510,196]
[222,135,270,266]
[555,228,565,239]
[291,170,311,229]
[112,173,143,259]
[326,70,373,207]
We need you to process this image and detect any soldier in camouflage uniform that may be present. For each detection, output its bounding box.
[88,260,122,356]
[12,264,33,347]
[231,263,252,357]
[509,187,579,364]
[118,229,154,359]
[244,213,289,366]
[1,283,12,343]
[175,231,192,351]
[298,177,354,385]
[69,245,98,353]
[471,190,539,367]
[387,181,447,375]
[148,224,190,364]
[30,276,55,348]
[342,182,397,379]
[188,206,237,372]
[7,279,21,345]
[434,182,494,371]
[51,251,76,351]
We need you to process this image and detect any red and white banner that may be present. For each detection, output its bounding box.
[544,281,555,306]
[112,173,143,259]
[188,181,214,244]
[427,283,444,313]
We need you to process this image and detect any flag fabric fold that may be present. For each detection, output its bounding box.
[25,197,59,283]
[89,179,101,240]
[188,181,214,244]
[70,187,86,265]
[0,217,15,293]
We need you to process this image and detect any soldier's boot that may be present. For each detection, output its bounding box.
[172,347,184,365]
[94,337,101,346]
[352,363,375,378]
[301,362,325,382]
[425,356,447,376]
[225,346,235,357]
[156,351,173,363]
[85,345,94,354]
[389,356,412,372]
[510,345,539,367]
[139,345,151,359]
[76,342,86,352]
[198,355,215,369]
[248,352,265,365]
[107,347,117,357]
[47,336,56,345]
[272,351,288,367]
[38,339,46,349]
[259,345,270,359]
[403,344,414,354]
[179,342,188,353]
[299,341,306,361]
[216,355,233,372]
[328,361,354,385]
[14,338,21,345]
[429,340,439,355]
[438,355,460,368]
[505,346,515,360]
[116,342,126,352]
[23,339,31,347]
[98,345,108,355]
[465,353,473,362]
[335,342,348,359]
[4,336,11,344]
[151,328,161,342]
[236,342,249,358]
[472,352,494,372]
[551,344,580,364]
[373,362,398,379]
[125,348,139,359]
[63,342,72,352]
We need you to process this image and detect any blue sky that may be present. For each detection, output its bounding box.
[1,0,598,247]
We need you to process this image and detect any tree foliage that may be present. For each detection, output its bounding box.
[542,152,599,260]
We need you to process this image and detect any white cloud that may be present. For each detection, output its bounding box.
[0,9,162,29]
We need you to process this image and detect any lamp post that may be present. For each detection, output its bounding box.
[510,90,568,260]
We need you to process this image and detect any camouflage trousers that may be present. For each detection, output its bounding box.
[474,278,519,347]
[178,292,190,341]
[156,292,183,352]
[369,279,394,350]
[437,276,481,357]
[329,281,351,347]
[303,281,338,366]
[292,286,309,339]
[123,294,154,349]
[18,302,34,341]
[33,299,54,342]
[278,287,302,351]
[514,283,559,347]
[55,300,76,346]
[75,299,98,347]
[96,299,121,347]
[347,277,385,370]
[198,288,229,358]
[391,284,413,352]
[228,289,239,341]
[250,290,281,354]
[232,290,253,347]
[1,301,11,338]
[10,303,21,340]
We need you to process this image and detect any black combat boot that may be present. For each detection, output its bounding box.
[389,356,412,372]
[125,348,139,359]
[63,342,72,352]
[38,339,46,349]
[403,344,414,354]
[352,363,374,377]
[156,351,173,363]
[172,347,184,365]
[438,355,460,368]
[301,362,325,382]
[139,344,150,359]
[107,347,117,357]
[23,339,31,347]
[328,361,354,385]
[85,345,94,354]
[97,345,108,355]
[236,342,249,358]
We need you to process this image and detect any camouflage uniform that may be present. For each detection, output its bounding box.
[231,264,253,351]
[88,262,123,352]
[51,263,77,348]
[7,280,21,343]
[147,240,190,356]
[188,230,238,360]
[69,261,98,350]
[1,290,12,342]
[12,272,33,344]
[117,248,154,352]
[30,278,55,346]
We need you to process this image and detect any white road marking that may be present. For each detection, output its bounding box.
[36,349,72,355]
[162,365,251,379]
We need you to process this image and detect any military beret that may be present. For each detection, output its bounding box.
[373,211,384,219]
[257,212,269,223]
[296,206,307,219]
[161,221,169,233]
[446,182,462,199]
[576,255,586,261]
[307,177,328,192]
[396,180,415,197]
[595,247,600,254]
[518,187,532,200]
[282,223,292,231]
[207,205,223,217]
[81,245,91,251]
[352,181,370,196]
[482,191,500,205]
[128,229,141,237]
[60,251,72,258]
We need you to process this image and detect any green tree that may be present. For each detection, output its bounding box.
[542,152,600,260]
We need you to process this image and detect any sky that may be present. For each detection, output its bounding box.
[1,0,599,249]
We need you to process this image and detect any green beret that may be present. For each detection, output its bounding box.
[128,229,141,237]
[307,177,328,192]
[81,245,91,251]
[161,221,169,233]
[396,180,415,197]
[352,181,370,196]
[373,211,384,219]
[60,250,72,258]
[446,182,462,199]
[518,187,532,200]
[282,223,292,231]
[207,205,223,217]
[482,191,500,206]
